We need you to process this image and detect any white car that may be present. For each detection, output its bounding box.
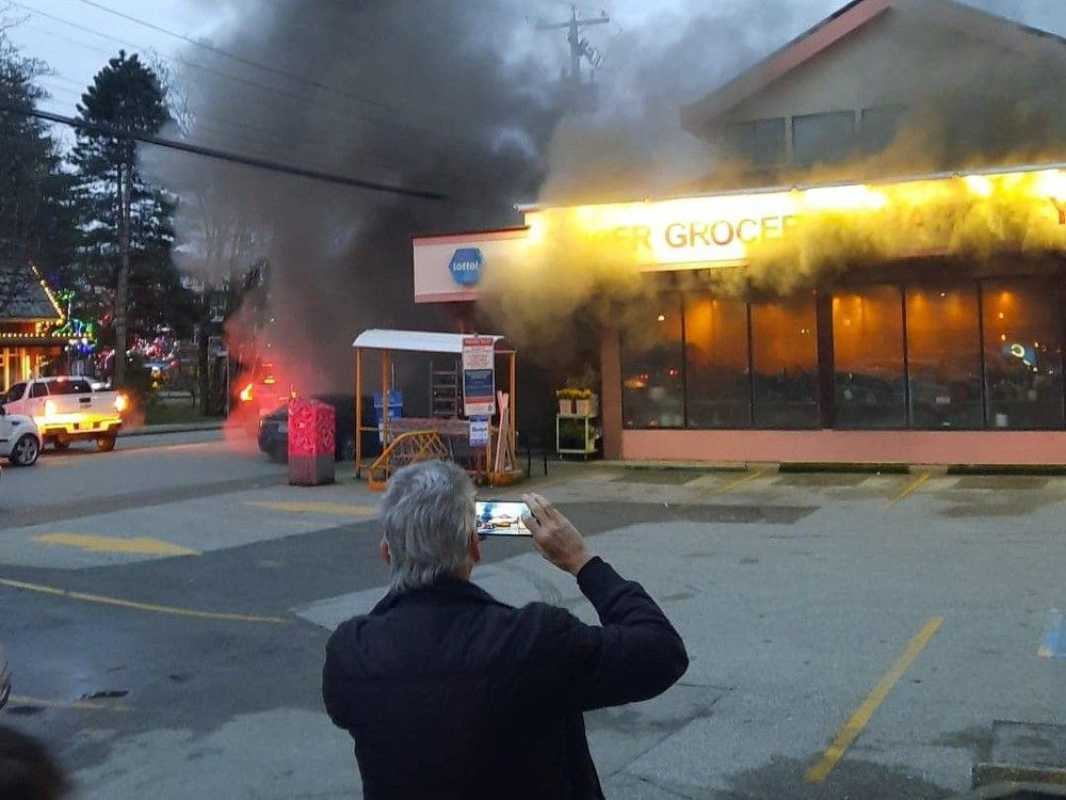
[0,406,42,466]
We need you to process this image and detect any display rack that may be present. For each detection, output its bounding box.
[556,413,599,459]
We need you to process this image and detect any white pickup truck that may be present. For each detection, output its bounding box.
[2,376,127,452]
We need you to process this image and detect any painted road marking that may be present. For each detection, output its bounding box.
[705,467,770,495]
[33,533,200,557]
[886,472,930,507]
[7,694,131,713]
[0,577,288,624]
[245,501,377,518]
[805,616,944,783]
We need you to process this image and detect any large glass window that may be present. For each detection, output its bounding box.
[685,294,750,428]
[751,294,819,428]
[793,111,856,165]
[833,286,906,428]
[982,279,1064,429]
[621,296,685,429]
[906,284,983,428]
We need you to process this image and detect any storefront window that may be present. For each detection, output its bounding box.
[982,279,1064,429]
[751,294,819,428]
[906,284,983,429]
[832,286,906,428]
[621,296,686,429]
[684,294,750,428]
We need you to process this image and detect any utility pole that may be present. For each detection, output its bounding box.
[535,4,609,110]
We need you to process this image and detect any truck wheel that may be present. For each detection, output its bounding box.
[96,434,117,453]
[10,434,40,466]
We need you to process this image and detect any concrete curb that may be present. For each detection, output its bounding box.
[119,422,225,438]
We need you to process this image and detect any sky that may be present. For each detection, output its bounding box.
[7,0,1066,120]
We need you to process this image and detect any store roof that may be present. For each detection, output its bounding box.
[0,263,64,323]
[353,329,513,354]
[681,0,1066,134]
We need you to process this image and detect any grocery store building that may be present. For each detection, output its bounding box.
[412,0,1066,466]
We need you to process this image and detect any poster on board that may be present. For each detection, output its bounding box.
[469,416,489,447]
[462,337,496,417]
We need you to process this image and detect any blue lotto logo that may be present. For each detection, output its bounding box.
[448,248,483,287]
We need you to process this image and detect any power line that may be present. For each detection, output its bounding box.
[0,103,447,200]
[75,0,404,117]
[13,2,472,151]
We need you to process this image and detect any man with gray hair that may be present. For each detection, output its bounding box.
[323,460,688,799]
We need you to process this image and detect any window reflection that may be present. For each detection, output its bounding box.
[621,295,685,429]
[982,279,1064,429]
[685,294,750,428]
[833,286,906,428]
[906,284,982,428]
[751,294,819,428]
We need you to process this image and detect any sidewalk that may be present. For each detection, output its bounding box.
[119,420,225,437]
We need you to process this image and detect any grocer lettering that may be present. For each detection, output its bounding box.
[662,215,799,249]
[452,260,480,271]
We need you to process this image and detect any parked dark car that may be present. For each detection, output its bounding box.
[257,394,379,463]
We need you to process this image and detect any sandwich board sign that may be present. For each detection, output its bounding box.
[462,337,496,417]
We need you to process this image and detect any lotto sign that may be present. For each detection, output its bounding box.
[462,337,495,417]
[469,417,489,447]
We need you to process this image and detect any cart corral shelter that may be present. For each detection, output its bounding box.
[0,263,67,393]
[352,330,520,487]
[414,0,1066,467]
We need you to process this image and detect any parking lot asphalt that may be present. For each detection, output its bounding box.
[3,444,1066,799]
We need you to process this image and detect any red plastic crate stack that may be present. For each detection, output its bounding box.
[288,397,336,485]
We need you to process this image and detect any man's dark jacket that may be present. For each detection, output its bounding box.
[322,556,688,799]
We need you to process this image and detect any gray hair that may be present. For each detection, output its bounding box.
[380,460,476,592]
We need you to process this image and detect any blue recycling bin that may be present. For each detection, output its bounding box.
[373,390,403,443]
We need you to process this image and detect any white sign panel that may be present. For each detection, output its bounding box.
[462,336,496,417]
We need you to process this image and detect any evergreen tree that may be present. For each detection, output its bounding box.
[0,34,75,300]
[71,50,192,384]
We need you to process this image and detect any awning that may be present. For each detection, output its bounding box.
[352,329,513,354]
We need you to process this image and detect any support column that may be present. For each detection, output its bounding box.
[600,325,623,460]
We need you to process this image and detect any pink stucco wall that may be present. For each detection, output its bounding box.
[622,429,1066,465]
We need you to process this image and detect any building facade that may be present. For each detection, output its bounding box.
[0,263,67,394]
[412,0,1066,466]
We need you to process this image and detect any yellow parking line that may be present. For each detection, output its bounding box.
[0,577,288,625]
[706,466,770,495]
[245,501,377,517]
[7,694,131,713]
[886,472,930,507]
[805,616,943,783]
[34,533,199,557]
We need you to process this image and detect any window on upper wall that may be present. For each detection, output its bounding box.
[621,295,686,429]
[684,294,751,429]
[751,293,820,428]
[724,118,786,167]
[981,279,1065,430]
[793,111,856,165]
[906,284,983,429]
[832,286,907,429]
[860,105,907,155]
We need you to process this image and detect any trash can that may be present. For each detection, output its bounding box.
[373,390,403,444]
[288,397,335,486]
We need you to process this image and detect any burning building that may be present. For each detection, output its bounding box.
[413,0,1066,467]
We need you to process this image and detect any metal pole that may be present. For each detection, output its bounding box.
[355,348,363,477]
[510,352,517,467]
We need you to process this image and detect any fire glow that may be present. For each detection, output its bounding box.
[517,165,1066,275]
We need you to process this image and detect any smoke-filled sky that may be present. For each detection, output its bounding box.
[9,0,1066,389]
